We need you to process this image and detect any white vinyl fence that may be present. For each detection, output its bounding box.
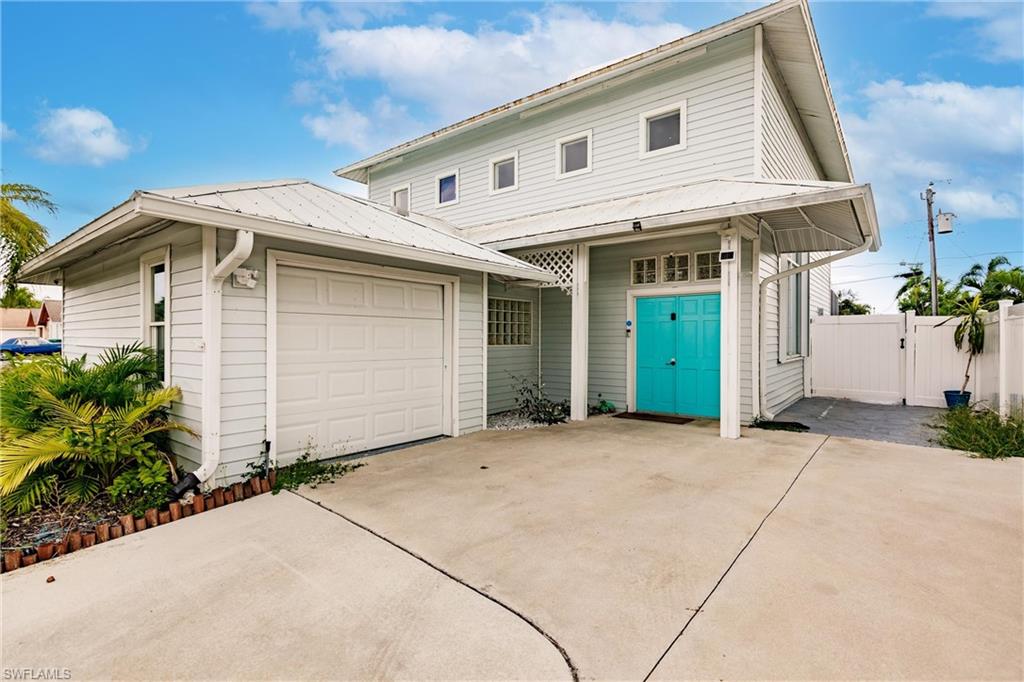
[810,301,1023,415]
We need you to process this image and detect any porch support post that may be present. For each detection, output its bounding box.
[720,223,741,439]
[570,242,590,421]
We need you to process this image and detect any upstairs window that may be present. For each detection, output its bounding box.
[488,298,532,346]
[640,102,686,157]
[391,185,410,215]
[436,170,459,206]
[662,253,690,282]
[631,257,658,285]
[694,251,721,281]
[490,152,518,194]
[556,130,592,178]
[140,247,170,383]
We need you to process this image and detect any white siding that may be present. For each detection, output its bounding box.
[760,237,804,414]
[213,233,486,482]
[486,281,539,414]
[61,223,203,467]
[540,287,571,402]
[760,49,822,181]
[808,252,832,317]
[368,30,757,227]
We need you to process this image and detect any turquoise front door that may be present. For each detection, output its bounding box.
[635,294,721,418]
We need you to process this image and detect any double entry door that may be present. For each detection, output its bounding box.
[635,293,721,418]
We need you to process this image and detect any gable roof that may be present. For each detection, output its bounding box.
[0,309,36,329]
[18,180,555,284]
[336,0,852,184]
[36,299,62,324]
[465,178,880,253]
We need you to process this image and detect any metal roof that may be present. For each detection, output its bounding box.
[335,0,852,184]
[464,178,880,252]
[19,180,555,283]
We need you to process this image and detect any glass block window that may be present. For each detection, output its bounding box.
[662,253,689,282]
[631,257,658,285]
[695,251,721,281]
[488,298,532,346]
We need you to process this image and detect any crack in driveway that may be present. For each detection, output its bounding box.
[290,490,580,682]
[641,434,831,681]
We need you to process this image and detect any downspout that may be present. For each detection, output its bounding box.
[171,228,254,497]
[757,235,873,420]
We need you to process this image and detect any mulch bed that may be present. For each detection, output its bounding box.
[1,474,277,574]
[613,412,695,425]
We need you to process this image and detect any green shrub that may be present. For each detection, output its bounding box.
[935,407,1024,458]
[0,343,193,513]
[247,445,363,494]
[510,374,569,425]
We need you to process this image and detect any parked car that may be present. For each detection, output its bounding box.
[0,337,62,357]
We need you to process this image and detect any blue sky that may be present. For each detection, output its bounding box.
[2,1,1022,310]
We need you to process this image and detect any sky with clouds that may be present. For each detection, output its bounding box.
[1,1,1021,310]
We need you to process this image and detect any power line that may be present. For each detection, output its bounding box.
[832,250,1024,269]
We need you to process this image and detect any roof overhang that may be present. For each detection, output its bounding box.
[336,0,852,184]
[468,180,880,253]
[19,192,556,284]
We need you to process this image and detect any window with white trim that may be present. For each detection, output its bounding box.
[436,170,459,206]
[488,298,532,346]
[140,247,170,383]
[694,251,721,281]
[661,253,689,282]
[391,185,410,215]
[640,101,686,157]
[556,130,592,178]
[781,254,807,358]
[631,257,658,285]
[490,152,518,193]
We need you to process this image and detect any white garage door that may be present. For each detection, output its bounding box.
[276,266,447,461]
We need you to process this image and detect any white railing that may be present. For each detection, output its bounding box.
[810,300,1023,416]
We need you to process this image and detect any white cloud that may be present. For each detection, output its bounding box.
[247,2,404,31]
[33,107,136,166]
[928,2,1023,62]
[844,79,1022,226]
[1,122,15,140]
[315,5,690,121]
[302,96,418,152]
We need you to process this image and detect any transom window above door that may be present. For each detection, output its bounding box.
[631,257,658,285]
[488,298,532,346]
[695,251,721,281]
[662,253,689,282]
[640,102,686,157]
[436,170,459,206]
[556,130,592,178]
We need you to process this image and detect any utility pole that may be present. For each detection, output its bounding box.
[921,182,938,314]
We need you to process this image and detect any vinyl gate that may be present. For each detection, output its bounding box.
[810,303,1024,413]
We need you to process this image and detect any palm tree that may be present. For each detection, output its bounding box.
[950,295,986,395]
[988,267,1024,304]
[959,256,1020,307]
[835,289,872,315]
[1,183,55,301]
[895,269,963,315]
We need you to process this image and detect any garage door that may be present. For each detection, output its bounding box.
[276,266,447,461]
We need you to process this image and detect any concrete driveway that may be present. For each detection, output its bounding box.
[3,418,1021,680]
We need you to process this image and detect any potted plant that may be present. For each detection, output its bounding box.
[942,294,986,408]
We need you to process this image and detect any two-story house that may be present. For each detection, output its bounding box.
[19,0,880,490]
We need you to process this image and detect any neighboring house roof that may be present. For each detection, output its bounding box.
[19,180,556,284]
[465,178,880,253]
[36,299,62,325]
[0,308,36,328]
[336,0,852,184]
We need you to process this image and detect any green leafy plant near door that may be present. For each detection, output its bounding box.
[509,373,570,424]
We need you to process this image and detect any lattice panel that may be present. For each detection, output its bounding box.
[516,247,574,293]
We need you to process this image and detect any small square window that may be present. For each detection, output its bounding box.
[631,257,658,285]
[488,298,532,345]
[391,186,410,215]
[437,172,458,205]
[556,130,592,178]
[695,251,721,281]
[490,153,518,193]
[662,253,689,282]
[640,102,686,157]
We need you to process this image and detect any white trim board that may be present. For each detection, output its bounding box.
[265,249,461,465]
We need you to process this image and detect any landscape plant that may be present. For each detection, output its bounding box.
[943,294,986,396]
[246,443,363,494]
[0,343,192,514]
[935,407,1024,458]
[509,373,570,424]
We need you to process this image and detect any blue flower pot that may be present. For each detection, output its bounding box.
[943,390,971,408]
